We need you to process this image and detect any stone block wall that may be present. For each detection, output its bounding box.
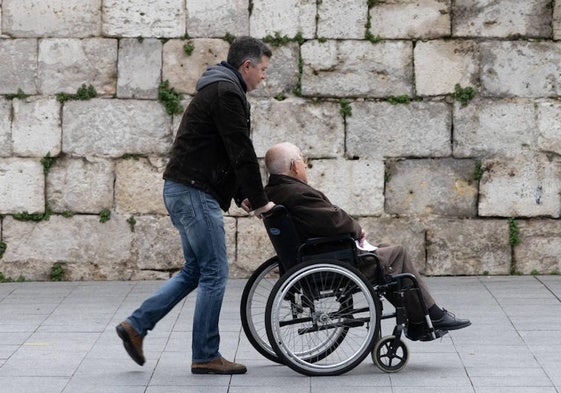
[1,0,560,281]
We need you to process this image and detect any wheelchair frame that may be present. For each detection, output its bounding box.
[240,205,440,376]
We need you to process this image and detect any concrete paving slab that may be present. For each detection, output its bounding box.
[0,276,560,392]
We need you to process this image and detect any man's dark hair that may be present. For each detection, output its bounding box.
[227,36,272,69]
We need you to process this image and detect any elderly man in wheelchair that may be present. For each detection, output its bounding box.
[240,142,470,376]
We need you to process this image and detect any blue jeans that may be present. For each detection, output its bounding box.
[127,180,229,362]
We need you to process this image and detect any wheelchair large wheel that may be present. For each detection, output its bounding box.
[240,256,282,363]
[265,260,381,376]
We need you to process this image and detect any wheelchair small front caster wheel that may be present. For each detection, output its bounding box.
[371,335,409,373]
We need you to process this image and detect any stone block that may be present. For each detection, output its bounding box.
[102,0,186,37]
[0,39,37,94]
[301,40,413,98]
[480,41,561,97]
[317,0,367,39]
[2,0,101,37]
[115,157,167,215]
[250,43,300,98]
[426,218,511,275]
[38,38,117,95]
[12,97,61,157]
[235,217,275,276]
[162,38,230,95]
[1,214,132,280]
[0,99,11,157]
[132,215,236,275]
[224,217,237,269]
[0,158,44,214]
[555,1,561,40]
[249,0,316,39]
[346,101,451,159]
[307,158,385,216]
[369,0,451,39]
[515,219,561,275]
[357,216,427,273]
[62,98,172,157]
[46,157,114,214]
[117,38,162,99]
[537,100,561,156]
[133,215,183,272]
[453,98,537,158]
[415,40,479,96]
[479,154,561,218]
[453,0,552,38]
[385,158,478,217]
[250,97,344,158]
[186,0,249,37]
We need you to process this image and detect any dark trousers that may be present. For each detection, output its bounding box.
[357,244,435,324]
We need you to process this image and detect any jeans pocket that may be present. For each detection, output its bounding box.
[164,182,196,220]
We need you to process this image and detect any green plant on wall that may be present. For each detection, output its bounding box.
[508,217,521,246]
[50,263,65,281]
[56,83,97,103]
[339,98,352,118]
[262,32,292,47]
[454,83,476,107]
[0,271,25,283]
[183,42,195,56]
[158,80,183,115]
[0,241,6,259]
[5,88,30,100]
[386,95,411,105]
[224,33,236,44]
[473,160,484,181]
[13,205,52,222]
[40,152,56,174]
[127,216,136,232]
[364,0,382,44]
[99,209,111,223]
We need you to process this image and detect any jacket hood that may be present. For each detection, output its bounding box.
[196,61,247,92]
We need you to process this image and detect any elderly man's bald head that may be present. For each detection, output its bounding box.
[265,142,308,183]
[265,142,301,175]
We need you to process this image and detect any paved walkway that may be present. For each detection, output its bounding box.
[0,275,560,393]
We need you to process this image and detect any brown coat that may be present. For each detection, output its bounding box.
[265,174,362,243]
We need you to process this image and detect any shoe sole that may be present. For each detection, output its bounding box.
[435,321,471,331]
[191,367,247,375]
[116,325,145,366]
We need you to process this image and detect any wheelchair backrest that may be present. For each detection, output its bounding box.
[263,205,302,273]
[263,205,359,273]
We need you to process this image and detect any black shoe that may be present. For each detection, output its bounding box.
[405,324,448,342]
[431,309,471,331]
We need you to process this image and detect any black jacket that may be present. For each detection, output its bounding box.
[265,174,362,242]
[163,62,268,211]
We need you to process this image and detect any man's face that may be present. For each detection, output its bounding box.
[240,56,269,92]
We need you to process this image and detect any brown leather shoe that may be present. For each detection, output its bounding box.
[116,321,145,366]
[191,356,247,375]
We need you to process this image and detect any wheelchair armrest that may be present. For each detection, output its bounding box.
[297,234,358,263]
[303,234,356,248]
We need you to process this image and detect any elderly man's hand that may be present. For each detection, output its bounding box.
[253,201,276,219]
[358,229,368,247]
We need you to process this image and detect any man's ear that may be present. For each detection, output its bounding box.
[240,59,252,72]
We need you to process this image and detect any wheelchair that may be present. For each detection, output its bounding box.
[240,205,442,376]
